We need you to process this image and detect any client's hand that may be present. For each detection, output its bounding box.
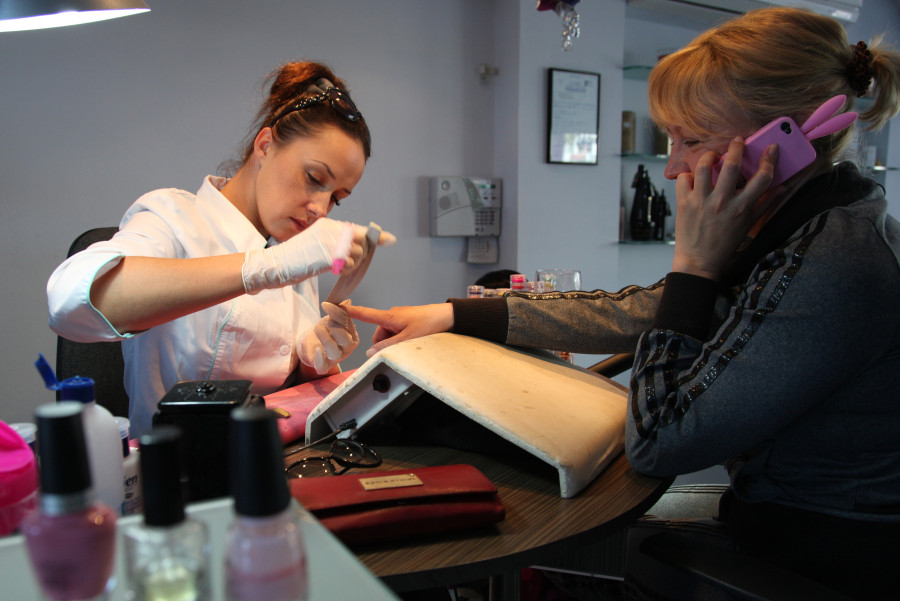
[343,303,454,357]
[299,300,360,374]
[242,218,396,294]
[672,137,779,281]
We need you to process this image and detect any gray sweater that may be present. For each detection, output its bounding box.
[451,163,900,522]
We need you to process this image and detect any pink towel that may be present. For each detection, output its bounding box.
[265,370,356,444]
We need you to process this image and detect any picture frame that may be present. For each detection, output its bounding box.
[546,68,600,165]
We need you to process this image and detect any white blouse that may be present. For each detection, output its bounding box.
[47,176,321,435]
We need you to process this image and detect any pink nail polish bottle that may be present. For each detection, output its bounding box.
[22,402,118,601]
[225,408,308,601]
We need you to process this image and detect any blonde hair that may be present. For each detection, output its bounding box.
[648,7,900,166]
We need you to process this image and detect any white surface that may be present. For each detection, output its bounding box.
[307,333,628,499]
[0,498,399,601]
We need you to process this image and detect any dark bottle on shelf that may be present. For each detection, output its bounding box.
[629,164,654,241]
[652,188,671,241]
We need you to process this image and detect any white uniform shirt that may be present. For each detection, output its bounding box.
[47,176,320,435]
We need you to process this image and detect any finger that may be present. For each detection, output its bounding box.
[693,149,723,194]
[315,320,342,359]
[365,333,408,357]
[740,144,778,210]
[675,172,695,206]
[321,301,350,326]
[713,138,748,193]
[372,325,399,344]
[313,347,328,374]
[377,230,397,247]
[329,325,355,349]
[343,304,391,325]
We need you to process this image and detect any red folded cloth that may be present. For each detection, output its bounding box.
[290,464,506,545]
[265,370,356,444]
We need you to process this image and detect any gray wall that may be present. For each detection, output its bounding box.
[1,0,898,451]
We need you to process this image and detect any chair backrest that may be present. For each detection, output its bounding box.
[55,227,130,418]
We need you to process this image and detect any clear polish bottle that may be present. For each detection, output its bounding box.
[225,408,308,601]
[124,426,210,601]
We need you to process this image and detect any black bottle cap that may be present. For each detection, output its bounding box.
[34,402,91,495]
[229,407,290,517]
[139,426,187,527]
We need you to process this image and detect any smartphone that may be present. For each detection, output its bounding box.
[711,116,816,189]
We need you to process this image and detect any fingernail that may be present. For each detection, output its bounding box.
[366,348,375,357]
[768,144,779,157]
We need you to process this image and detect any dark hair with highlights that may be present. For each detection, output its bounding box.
[223,61,371,175]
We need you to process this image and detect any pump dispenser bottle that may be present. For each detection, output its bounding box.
[124,426,210,601]
[22,402,117,601]
[225,408,308,601]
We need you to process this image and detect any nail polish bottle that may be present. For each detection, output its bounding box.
[124,426,210,601]
[22,402,117,601]
[225,408,308,601]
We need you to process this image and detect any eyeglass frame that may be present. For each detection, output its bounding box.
[268,86,364,128]
[284,438,382,479]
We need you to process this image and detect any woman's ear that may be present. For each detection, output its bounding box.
[253,127,274,161]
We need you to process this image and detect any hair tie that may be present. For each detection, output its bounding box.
[847,41,874,98]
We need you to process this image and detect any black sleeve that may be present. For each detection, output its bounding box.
[448,297,509,343]
[651,272,720,339]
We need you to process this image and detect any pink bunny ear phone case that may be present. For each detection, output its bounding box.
[712,95,858,189]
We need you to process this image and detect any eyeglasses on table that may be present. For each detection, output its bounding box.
[285,438,382,479]
[283,419,382,479]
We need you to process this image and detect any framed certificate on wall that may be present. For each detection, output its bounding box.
[547,68,600,165]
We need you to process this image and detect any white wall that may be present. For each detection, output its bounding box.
[1,0,898,434]
[0,0,498,422]
[0,0,629,424]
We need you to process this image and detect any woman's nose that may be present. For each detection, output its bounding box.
[664,151,690,180]
[307,194,330,218]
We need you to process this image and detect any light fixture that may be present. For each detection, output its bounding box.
[0,0,150,33]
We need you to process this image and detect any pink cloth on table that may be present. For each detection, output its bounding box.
[265,370,356,444]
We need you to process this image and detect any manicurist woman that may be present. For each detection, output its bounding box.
[47,61,395,436]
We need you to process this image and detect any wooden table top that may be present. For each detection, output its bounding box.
[341,443,671,592]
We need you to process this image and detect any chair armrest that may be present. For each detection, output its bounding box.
[587,353,635,378]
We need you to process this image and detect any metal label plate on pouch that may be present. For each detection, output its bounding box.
[359,473,424,491]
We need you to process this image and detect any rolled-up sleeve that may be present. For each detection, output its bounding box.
[47,203,181,343]
[47,247,130,342]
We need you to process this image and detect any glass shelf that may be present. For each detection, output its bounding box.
[621,152,668,162]
[623,65,653,81]
[619,239,675,245]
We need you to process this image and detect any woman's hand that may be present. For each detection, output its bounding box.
[672,137,780,281]
[343,303,454,356]
[242,218,396,294]
[299,300,360,374]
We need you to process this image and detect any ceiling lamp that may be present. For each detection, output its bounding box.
[0,0,150,33]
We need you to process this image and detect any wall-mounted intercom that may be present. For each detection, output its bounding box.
[429,177,502,237]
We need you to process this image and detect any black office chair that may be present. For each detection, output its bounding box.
[55,227,130,417]
[636,530,855,601]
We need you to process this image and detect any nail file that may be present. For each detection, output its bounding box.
[325,222,382,305]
